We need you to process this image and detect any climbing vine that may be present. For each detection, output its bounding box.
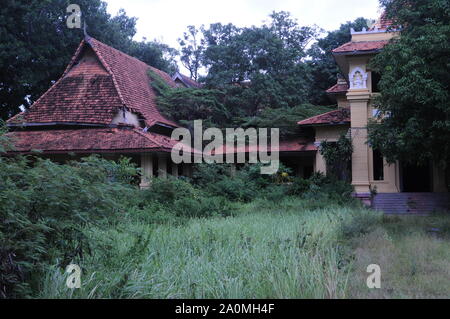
[319,133,353,182]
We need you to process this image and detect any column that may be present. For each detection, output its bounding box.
[182,164,192,177]
[158,154,167,179]
[140,153,153,189]
[347,90,371,204]
[314,150,327,175]
[171,162,179,178]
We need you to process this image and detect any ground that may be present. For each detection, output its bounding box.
[37,198,450,299]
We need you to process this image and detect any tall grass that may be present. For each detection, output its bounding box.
[348,214,450,298]
[36,198,377,299]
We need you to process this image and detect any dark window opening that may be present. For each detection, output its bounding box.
[371,72,381,92]
[303,166,314,179]
[401,162,432,192]
[373,149,384,181]
[152,156,158,177]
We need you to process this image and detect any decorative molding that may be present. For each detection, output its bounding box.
[349,67,368,89]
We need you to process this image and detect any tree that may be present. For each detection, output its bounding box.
[320,134,353,182]
[199,12,320,118]
[367,0,450,187]
[307,18,369,105]
[0,0,177,120]
[129,39,178,75]
[178,25,204,81]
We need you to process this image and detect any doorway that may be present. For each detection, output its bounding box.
[401,161,432,192]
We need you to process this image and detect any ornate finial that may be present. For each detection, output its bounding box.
[83,21,89,39]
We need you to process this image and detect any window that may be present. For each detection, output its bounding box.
[373,149,384,181]
[371,72,381,92]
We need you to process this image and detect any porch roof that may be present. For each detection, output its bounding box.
[5,127,193,154]
[297,108,350,127]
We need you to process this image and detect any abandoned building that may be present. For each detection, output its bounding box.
[4,13,449,213]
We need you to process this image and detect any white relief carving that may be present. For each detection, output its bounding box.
[349,67,368,89]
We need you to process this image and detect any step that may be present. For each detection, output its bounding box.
[372,192,450,214]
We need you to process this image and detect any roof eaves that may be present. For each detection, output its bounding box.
[85,37,129,112]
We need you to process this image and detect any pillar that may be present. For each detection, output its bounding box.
[347,90,371,205]
[230,163,236,177]
[158,154,167,179]
[171,162,179,178]
[140,153,153,189]
[314,148,327,175]
[182,164,192,177]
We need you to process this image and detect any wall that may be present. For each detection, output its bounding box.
[313,125,349,175]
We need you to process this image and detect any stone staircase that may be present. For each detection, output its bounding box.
[372,193,450,215]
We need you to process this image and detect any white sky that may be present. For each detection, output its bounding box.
[104,0,382,72]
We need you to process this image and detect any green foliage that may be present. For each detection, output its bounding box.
[178,25,204,81]
[0,0,177,120]
[192,163,295,202]
[368,0,450,188]
[0,120,13,153]
[201,12,320,113]
[141,177,234,218]
[307,18,369,104]
[0,154,139,298]
[128,40,178,75]
[235,104,331,139]
[320,134,353,182]
[192,163,355,205]
[37,201,382,299]
[192,164,258,202]
[158,88,231,128]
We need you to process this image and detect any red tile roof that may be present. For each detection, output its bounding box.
[326,83,349,94]
[87,37,178,127]
[5,127,188,154]
[8,75,123,125]
[173,72,202,88]
[204,138,317,155]
[8,37,178,128]
[332,40,389,54]
[297,108,350,126]
[369,12,394,31]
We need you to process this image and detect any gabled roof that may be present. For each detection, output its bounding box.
[326,82,349,94]
[8,37,178,128]
[5,126,186,154]
[172,72,202,88]
[332,40,389,54]
[297,108,350,126]
[369,12,394,31]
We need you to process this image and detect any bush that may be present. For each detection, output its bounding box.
[0,155,139,298]
[287,177,311,196]
[141,177,234,218]
[192,163,294,202]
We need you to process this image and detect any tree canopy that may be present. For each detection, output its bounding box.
[368,0,450,181]
[0,0,177,120]
[307,18,369,105]
[2,2,372,133]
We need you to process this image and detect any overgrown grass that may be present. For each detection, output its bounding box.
[35,198,450,299]
[36,198,371,298]
[348,214,450,298]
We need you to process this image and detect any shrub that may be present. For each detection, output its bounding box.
[142,177,197,204]
[141,177,234,218]
[192,163,293,202]
[287,177,311,196]
[0,154,139,298]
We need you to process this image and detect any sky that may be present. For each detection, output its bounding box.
[104,0,382,73]
[105,0,382,46]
